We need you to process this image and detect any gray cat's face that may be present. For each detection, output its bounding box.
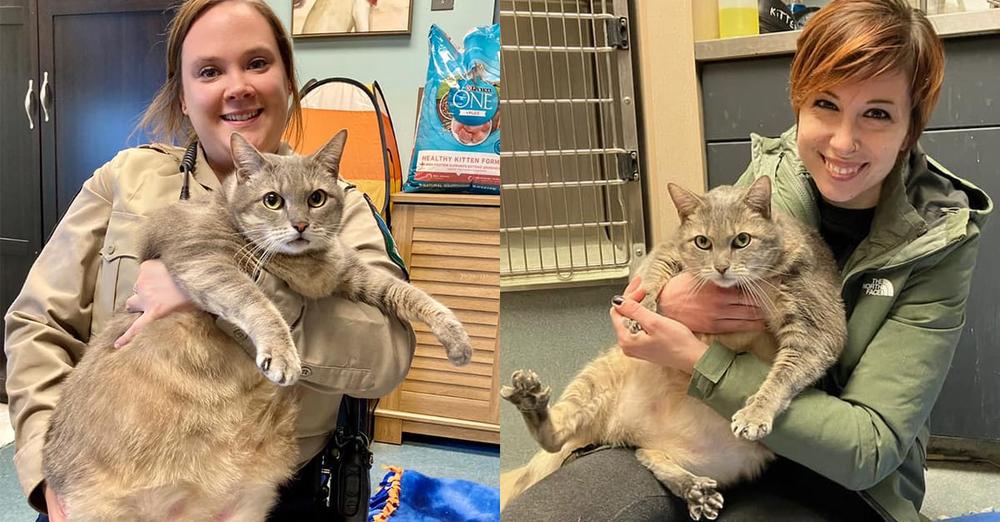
[669,177,783,289]
[225,131,348,255]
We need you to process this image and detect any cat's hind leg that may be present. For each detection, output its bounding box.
[501,369,559,451]
[500,446,574,511]
[635,448,724,521]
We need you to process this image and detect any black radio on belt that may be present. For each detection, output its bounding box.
[316,397,374,521]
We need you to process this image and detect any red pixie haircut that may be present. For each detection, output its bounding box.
[789,0,945,151]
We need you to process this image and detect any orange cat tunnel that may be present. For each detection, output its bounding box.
[286,77,402,225]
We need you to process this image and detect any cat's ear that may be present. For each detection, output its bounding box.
[667,183,704,221]
[312,129,348,179]
[744,176,773,219]
[230,132,267,183]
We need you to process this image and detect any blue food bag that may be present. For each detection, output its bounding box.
[404,24,501,194]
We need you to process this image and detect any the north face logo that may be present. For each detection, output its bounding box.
[863,278,894,297]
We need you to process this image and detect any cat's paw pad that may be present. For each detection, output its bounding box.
[683,476,724,521]
[730,405,773,441]
[624,317,643,335]
[256,346,301,387]
[500,370,550,412]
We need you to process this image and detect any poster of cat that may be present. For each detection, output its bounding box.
[293,0,413,38]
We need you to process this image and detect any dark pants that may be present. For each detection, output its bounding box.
[501,447,885,521]
[36,451,335,522]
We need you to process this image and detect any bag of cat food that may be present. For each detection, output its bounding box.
[404,23,500,195]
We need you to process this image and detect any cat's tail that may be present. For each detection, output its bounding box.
[500,447,573,512]
[353,271,473,366]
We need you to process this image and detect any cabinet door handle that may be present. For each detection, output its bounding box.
[40,71,51,123]
[24,79,35,130]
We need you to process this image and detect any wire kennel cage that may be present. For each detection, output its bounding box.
[499,0,645,290]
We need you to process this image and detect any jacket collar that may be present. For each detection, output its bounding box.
[191,141,294,193]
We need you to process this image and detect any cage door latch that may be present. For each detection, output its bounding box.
[607,17,630,50]
[617,150,639,181]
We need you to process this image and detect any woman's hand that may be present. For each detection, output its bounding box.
[610,279,708,373]
[657,272,766,334]
[44,484,67,522]
[114,260,195,348]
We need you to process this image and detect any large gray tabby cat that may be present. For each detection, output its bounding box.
[43,130,472,521]
[501,176,846,520]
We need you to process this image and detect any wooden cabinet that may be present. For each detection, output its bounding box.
[0,0,172,401]
[374,193,500,445]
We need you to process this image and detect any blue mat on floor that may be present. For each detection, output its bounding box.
[369,467,499,522]
[940,513,1000,522]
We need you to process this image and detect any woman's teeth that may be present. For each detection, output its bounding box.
[222,109,261,122]
[825,158,863,177]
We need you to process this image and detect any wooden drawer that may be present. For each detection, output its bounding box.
[375,193,501,445]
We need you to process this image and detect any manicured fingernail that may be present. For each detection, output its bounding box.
[612,295,624,306]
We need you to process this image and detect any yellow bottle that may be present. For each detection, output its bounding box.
[718,0,759,38]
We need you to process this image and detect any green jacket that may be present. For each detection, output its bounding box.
[687,127,992,521]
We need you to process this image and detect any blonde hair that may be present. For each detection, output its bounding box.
[789,0,945,151]
[137,0,302,147]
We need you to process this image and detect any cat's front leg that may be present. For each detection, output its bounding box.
[167,257,301,386]
[626,247,682,334]
[635,448,725,521]
[730,320,840,441]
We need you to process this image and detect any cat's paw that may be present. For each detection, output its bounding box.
[682,476,724,521]
[440,320,473,366]
[730,404,773,441]
[624,317,643,335]
[500,369,550,413]
[256,341,302,386]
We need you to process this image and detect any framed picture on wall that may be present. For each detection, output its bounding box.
[292,0,414,38]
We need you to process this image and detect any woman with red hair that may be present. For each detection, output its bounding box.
[504,1,991,520]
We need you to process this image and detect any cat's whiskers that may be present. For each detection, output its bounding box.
[251,236,282,282]
[676,270,713,306]
[738,277,778,318]
[233,241,266,274]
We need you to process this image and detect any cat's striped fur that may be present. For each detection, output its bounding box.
[43,131,471,521]
[502,177,845,520]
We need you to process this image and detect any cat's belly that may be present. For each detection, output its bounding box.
[46,311,298,503]
[604,354,773,486]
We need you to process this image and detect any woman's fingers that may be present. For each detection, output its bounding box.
[124,294,143,314]
[623,276,642,296]
[114,313,152,349]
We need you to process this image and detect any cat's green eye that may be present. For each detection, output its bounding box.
[694,235,712,250]
[308,190,327,208]
[263,192,284,210]
[732,232,752,249]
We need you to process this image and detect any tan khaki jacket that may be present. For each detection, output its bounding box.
[3,144,415,511]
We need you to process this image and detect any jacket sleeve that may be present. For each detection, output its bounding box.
[3,162,116,512]
[687,234,980,491]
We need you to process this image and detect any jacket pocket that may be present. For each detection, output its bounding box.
[297,362,374,393]
[92,212,143,333]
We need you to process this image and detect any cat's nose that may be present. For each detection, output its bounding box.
[293,222,309,233]
[715,264,729,275]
